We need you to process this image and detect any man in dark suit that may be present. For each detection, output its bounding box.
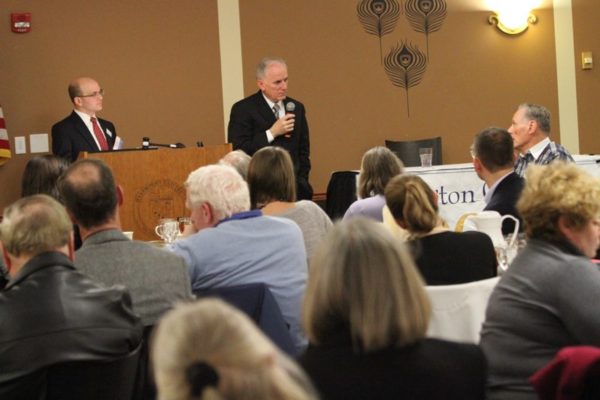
[472,127,525,235]
[52,77,117,161]
[227,57,313,200]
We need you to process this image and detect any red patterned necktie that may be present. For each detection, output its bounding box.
[90,117,109,150]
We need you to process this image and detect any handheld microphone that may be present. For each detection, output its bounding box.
[285,102,296,114]
[284,102,295,138]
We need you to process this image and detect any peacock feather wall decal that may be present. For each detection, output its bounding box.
[404,0,447,60]
[383,41,427,117]
[356,0,402,64]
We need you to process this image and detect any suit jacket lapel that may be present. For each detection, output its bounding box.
[71,111,101,151]
[254,91,277,124]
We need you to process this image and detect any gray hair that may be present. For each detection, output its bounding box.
[358,146,404,199]
[518,103,551,134]
[219,150,251,181]
[256,57,287,80]
[0,195,72,257]
[185,164,250,221]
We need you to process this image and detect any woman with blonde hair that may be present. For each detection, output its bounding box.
[152,298,318,400]
[385,174,497,285]
[481,162,600,400]
[300,218,486,400]
[343,146,403,222]
[248,146,332,262]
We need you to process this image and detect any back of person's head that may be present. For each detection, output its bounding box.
[247,147,296,209]
[219,150,251,181]
[185,164,250,221]
[518,103,551,134]
[518,162,600,243]
[21,155,70,201]
[58,159,118,229]
[152,298,318,400]
[472,127,514,172]
[384,174,440,236]
[303,218,430,352]
[0,194,72,258]
[358,147,404,199]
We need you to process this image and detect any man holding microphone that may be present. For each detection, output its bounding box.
[227,57,313,200]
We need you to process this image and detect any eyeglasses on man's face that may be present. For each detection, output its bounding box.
[78,88,104,98]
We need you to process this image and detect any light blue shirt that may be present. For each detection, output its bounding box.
[170,212,308,352]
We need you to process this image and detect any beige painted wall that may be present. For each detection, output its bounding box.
[573,0,600,154]
[0,0,597,212]
[0,0,223,211]
[238,2,561,190]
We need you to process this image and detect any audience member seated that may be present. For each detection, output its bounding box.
[509,103,574,177]
[219,149,251,181]
[169,164,308,353]
[480,162,600,400]
[385,174,497,285]
[299,218,486,400]
[152,298,318,400]
[21,154,70,200]
[58,158,193,327]
[248,146,332,263]
[343,146,403,222]
[0,195,142,394]
[472,127,524,235]
[20,154,84,249]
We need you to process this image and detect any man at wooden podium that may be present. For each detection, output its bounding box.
[52,77,118,162]
[227,57,313,200]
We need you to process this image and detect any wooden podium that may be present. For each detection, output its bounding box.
[80,144,231,241]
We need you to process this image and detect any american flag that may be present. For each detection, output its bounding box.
[0,105,11,165]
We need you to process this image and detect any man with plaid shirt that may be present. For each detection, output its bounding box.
[508,103,574,177]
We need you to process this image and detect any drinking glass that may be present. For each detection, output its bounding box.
[419,147,433,167]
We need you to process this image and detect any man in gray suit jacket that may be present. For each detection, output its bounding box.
[58,158,193,326]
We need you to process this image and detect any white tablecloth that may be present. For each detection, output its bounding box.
[402,155,600,229]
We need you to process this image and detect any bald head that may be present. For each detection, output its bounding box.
[68,77,96,101]
[58,159,118,229]
[68,77,104,116]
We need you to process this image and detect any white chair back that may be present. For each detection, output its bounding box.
[425,276,499,343]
